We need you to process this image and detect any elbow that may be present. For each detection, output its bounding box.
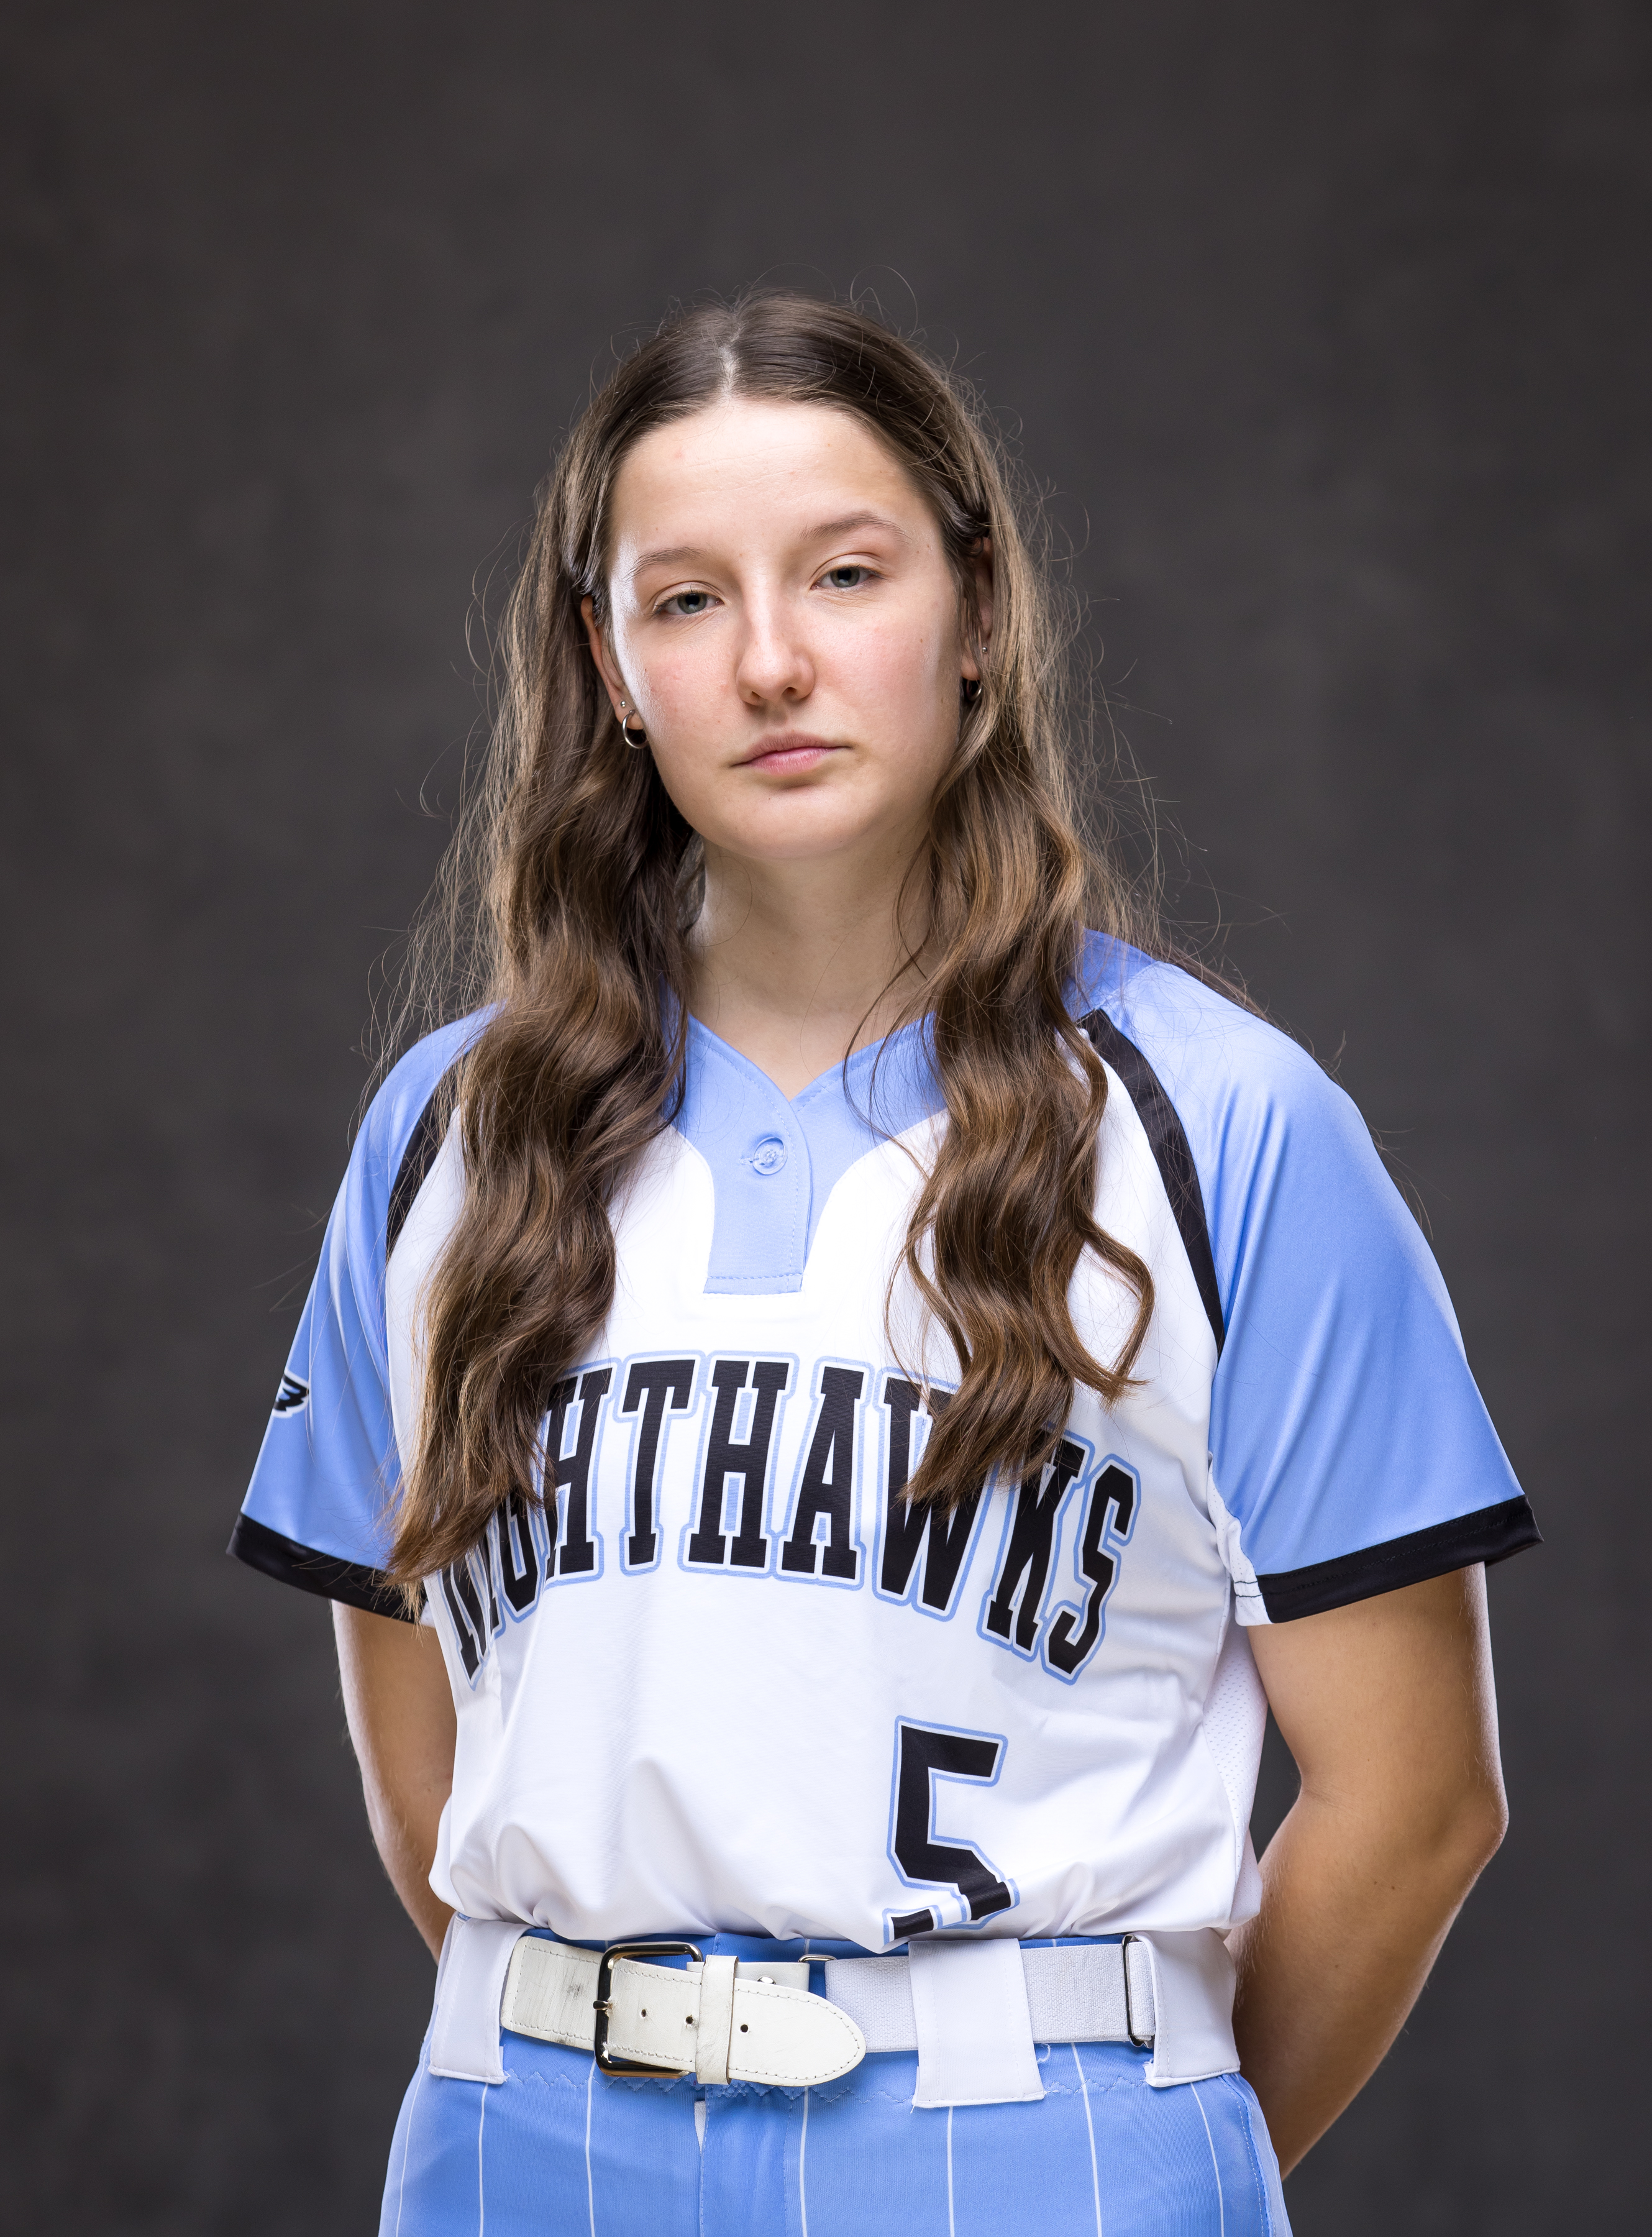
[1428,1769,1508,1891]
[1330,1764,1509,1901]
[1465,1731,1511,1863]
[1468,1777,1510,1872]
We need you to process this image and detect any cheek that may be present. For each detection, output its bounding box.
[841,608,946,698]
[631,659,733,822]
[840,614,959,773]
[799,583,939,733]
[628,642,718,730]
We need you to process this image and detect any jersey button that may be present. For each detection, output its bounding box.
[749,1137,788,1175]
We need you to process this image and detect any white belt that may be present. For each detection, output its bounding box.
[432,1920,1239,2107]
[504,1938,861,2087]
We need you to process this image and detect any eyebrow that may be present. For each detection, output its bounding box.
[802,510,908,544]
[629,511,910,576]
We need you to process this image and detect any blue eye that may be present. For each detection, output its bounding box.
[663,589,713,616]
[821,565,870,590]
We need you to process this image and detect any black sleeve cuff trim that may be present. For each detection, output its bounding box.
[1256,1496,1542,1623]
[227,1513,418,1621]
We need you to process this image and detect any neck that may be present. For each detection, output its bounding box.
[688,837,931,1099]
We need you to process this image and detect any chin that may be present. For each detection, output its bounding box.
[710,804,894,862]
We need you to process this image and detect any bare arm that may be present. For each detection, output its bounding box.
[333,1603,458,1961]
[1233,1565,1507,2174]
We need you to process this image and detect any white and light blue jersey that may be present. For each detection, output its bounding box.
[233,936,1536,1950]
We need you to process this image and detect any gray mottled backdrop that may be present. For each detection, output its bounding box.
[4,1,1646,2228]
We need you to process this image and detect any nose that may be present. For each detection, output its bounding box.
[732,589,815,710]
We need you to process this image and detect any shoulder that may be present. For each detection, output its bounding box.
[362,1013,484,1158]
[1073,935,1427,1327]
[340,1014,487,1260]
[362,1013,485,1166]
[1077,933,1331,1110]
[1075,932,1369,1173]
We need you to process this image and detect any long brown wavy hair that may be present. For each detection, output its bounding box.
[386,291,1174,1587]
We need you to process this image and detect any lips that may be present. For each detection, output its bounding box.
[737,733,841,772]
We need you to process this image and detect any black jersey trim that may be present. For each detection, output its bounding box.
[387,1077,453,1261]
[227,1513,418,1622]
[1078,1007,1225,1355]
[1256,1496,1542,1623]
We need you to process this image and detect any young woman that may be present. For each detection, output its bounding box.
[232,293,1538,2237]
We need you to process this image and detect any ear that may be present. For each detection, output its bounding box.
[961,536,995,680]
[580,594,629,717]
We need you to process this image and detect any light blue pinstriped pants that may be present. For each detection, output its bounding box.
[379,1934,1291,2237]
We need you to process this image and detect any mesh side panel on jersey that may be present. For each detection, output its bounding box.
[1198,1619,1270,1873]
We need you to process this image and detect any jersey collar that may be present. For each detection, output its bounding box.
[675,1013,945,1294]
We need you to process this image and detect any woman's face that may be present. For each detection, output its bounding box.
[583,398,987,879]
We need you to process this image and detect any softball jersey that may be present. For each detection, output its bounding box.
[234,933,1536,1957]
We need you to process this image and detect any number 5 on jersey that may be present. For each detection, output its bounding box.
[885,1718,1018,1942]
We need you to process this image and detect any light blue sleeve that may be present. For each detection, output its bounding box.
[1083,940,1538,1621]
[230,1021,477,1613]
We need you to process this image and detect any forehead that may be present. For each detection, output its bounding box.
[608,398,933,557]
